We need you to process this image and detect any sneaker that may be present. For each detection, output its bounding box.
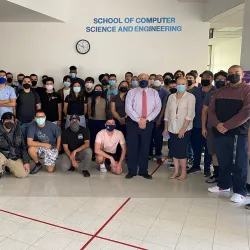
[30,162,43,175]
[100,166,107,173]
[82,170,90,177]
[139,173,153,179]
[125,173,135,179]
[206,175,219,184]
[230,193,245,203]
[157,159,163,165]
[204,171,211,178]
[188,158,194,166]
[168,164,174,169]
[208,186,230,193]
[68,166,75,172]
[187,167,201,174]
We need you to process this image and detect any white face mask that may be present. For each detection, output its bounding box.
[46,85,54,91]
[86,82,94,89]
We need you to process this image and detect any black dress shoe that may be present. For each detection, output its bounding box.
[68,166,75,172]
[30,162,43,175]
[125,173,135,179]
[82,170,90,177]
[139,173,152,179]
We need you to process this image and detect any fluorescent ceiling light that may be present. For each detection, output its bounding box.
[218,27,242,32]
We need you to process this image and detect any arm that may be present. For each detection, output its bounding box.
[118,143,126,167]
[84,103,87,115]
[63,144,71,158]
[64,102,68,116]
[0,98,16,107]
[208,95,221,127]
[20,131,30,164]
[56,136,61,151]
[202,105,208,138]
[0,100,9,105]
[147,91,162,122]
[74,140,90,153]
[125,90,140,122]
[27,138,51,148]
[36,103,41,110]
[58,103,62,122]
[248,127,250,155]
[111,102,122,122]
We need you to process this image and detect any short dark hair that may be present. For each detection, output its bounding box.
[63,75,71,82]
[17,73,25,78]
[45,77,54,84]
[36,109,45,116]
[163,72,174,80]
[228,65,243,71]
[30,74,38,78]
[85,77,94,83]
[6,72,13,76]
[23,76,31,81]
[42,75,48,79]
[174,70,185,77]
[125,72,133,77]
[109,74,117,78]
[1,112,15,122]
[0,70,6,74]
[70,66,77,71]
[169,80,177,85]
[186,72,196,78]
[150,74,156,77]
[214,70,227,80]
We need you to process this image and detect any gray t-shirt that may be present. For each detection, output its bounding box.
[203,91,215,129]
[27,121,61,148]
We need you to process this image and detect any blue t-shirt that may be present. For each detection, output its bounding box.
[0,85,17,118]
[155,87,170,122]
[107,87,118,101]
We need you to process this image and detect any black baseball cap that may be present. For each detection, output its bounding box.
[69,115,80,121]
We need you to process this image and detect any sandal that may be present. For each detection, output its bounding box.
[178,175,187,181]
[169,173,179,179]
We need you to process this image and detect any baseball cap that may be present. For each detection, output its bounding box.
[200,70,213,78]
[69,115,80,121]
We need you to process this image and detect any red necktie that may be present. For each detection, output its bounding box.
[142,90,147,118]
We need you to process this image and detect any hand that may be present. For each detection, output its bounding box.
[202,128,208,138]
[57,120,61,127]
[70,150,77,161]
[119,117,126,125]
[156,120,161,128]
[178,128,186,139]
[162,129,168,137]
[216,123,228,134]
[71,159,79,168]
[43,143,52,149]
[110,157,116,167]
[24,163,30,173]
[138,118,146,129]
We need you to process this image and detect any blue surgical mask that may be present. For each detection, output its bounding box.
[36,118,46,126]
[106,124,115,132]
[0,77,6,84]
[64,82,71,88]
[70,73,76,79]
[132,80,138,87]
[109,80,116,86]
[73,87,81,93]
[139,80,148,89]
[176,85,186,93]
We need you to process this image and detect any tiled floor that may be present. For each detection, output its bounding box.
[0,159,250,250]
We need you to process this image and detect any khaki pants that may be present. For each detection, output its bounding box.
[0,152,28,178]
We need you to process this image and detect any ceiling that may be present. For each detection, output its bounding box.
[0,0,61,22]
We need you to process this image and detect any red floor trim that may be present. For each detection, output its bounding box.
[150,157,168,176]
[0,208,146,250]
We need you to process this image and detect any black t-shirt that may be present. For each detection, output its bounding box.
[16,90,41,123]
[40,91,62,122]
[62,126,90,151]
[33,87,45,98]
[111,94,126,117]
[65,95,85,116]
[84,90,93,101]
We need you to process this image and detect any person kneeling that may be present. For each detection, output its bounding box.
[61,115,92,177]
[0,112,30,178]
[95,118,126,174]
[28,109,61,174]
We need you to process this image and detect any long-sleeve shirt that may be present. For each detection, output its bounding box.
[125,87,162,122]
[208,82,250,136]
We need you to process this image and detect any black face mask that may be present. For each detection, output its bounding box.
[164,78,170,85]
[32,81,37,87]
[187,80,193,87]
[201,79,211,87]
[119,86,128,93]
[70,122,80,132]
[227,74,241,84]
[215,79,226,89]
[4,122,15,130]
[101,79,108,87]
[94,90,102,97]
[7,78,12,83]
[169,88,177,94]
[23,83,30,89]
[175,76,180,80]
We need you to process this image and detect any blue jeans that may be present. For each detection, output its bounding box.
[19,122,33,139]
[215,135,248,196]
[150,122,164,159]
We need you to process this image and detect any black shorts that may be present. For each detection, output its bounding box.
[104,152,119,164]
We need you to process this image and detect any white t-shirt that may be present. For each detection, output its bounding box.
[63,89,70,100]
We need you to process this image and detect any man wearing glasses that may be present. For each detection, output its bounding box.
[27,109,61,174]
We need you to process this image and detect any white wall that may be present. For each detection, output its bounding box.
[0,0,209,89]
[210,38,242,73]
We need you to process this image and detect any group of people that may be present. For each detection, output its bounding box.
[0,65,249,205]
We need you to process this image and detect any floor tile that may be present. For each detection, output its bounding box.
[133,203,162,218]
[189,205,217,218]
[140,241,175,250]
[185,213,216,229]
[0,238,29,250]
[176,235,213,250]
[152,217,183,234]
[213,243,248,250]
[0,219,25,237]
[42,206,74,221]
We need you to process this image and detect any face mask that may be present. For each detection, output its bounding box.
[215,79,226,89]
[201,79,211,87]
[70,122,80,132]
[70,73,76,79]
[46,85,54,91]
[7,78,12,83]
[169,88,177,94]
[85,82,94,89]
[119,86,128,93]
[177,85,186,93]
[187,80,193,87]
[227,74,241,84]
[164,78,170,85]
[64,81,71,88]
[106,124,115,132]
[23,83,30,89]
[150,80,155,86]
[109,80,116,86]
[73,87,81,93]
[139,80,148,89]
[0,77,6,84]
[101,79,108,86]
[4,122,14,130]
[175,76,180,80]
[18,80,23,85]
[32,81,37,87]
[132,80,138,87]
[36,118,46,126]
[94,90,102,96]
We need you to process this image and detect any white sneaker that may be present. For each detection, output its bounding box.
[100,164,107,173]
[230,193,246,203]
[208,186,230,193]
